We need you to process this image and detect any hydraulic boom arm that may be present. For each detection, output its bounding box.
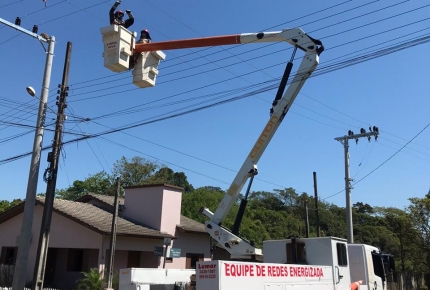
[196,28,324,257]
[136,28,323,257]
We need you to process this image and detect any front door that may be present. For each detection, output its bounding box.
[44,248,57,287]
[334,242,351,290]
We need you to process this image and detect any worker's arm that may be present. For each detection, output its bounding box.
[124,10,134,29]
[109,0,121,24]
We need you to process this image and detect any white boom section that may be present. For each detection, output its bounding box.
[200,28,322,257]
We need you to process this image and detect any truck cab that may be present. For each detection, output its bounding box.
[348,244,396,290]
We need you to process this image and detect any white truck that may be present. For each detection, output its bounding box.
[109,26,396,290]
[118,237,395,290]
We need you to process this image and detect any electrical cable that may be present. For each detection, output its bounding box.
[322,120,430,200]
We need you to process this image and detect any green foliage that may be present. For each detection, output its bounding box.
[56,171,115,200]
[76,268,105,290]
[0,198,22,214]
[55,156,194,200]
[0,154,422,274]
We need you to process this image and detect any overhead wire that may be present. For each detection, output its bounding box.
[3,0,430,190]
[66,0,387,89]
[68,2,430,103]
[322,120,430,200]
[3,32,430,167]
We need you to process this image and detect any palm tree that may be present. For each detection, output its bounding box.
[77,268,106,290]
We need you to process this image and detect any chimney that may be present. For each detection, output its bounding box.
[123,184,183,235]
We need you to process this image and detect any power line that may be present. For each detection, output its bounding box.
[322,120,430,200]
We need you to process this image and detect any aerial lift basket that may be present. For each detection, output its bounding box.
[100,24,135,73]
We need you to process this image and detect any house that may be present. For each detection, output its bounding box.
[0,184,211,289]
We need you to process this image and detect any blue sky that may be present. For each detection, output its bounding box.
[1,0,429,212]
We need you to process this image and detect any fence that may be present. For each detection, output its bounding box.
[387,272,430,290]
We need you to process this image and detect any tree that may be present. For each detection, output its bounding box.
[147,167,194,192]
[407,193,430,272]
[56,171,115,200]
[55,156,194,200]
[0,199,23,214]
[374,207,420,272]
[112,156,159,187]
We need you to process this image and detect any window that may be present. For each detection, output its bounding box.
[0,247,17,265]
[67,249,84,272]
[372,251,386,281]
[286,242,306,264]
[186,253,204,269]
[336,243,348,266]
[127,251,141,268]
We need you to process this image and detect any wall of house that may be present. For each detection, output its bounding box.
[160,189,182,235]
[164,231,211,269]
[123,185,183,235]
[124,186,164,230]
[0,205,103,284]
[51,248,99,289]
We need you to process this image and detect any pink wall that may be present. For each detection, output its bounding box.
[123,185,182,235]
[0,205,103,283]
[160,189,182,235]
[163,231,211,269]
[124,186,163,230]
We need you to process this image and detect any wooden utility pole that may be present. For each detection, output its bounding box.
[304,200,310,238]
[106,177,121,289]
[32,42,72,290]
[313,172,321,237]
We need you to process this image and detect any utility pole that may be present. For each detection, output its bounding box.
[0,16,56,290]
[304,200,310,238]
[335,126,379,244]
[106,177,121,290]
[32,42,72,290]
[313,172,320,237]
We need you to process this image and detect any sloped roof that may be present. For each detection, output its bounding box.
[76,193,207,234]
[178,215,206,234]
[39,197,173,238]
[0,197,173,239]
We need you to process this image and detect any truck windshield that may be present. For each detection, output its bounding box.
[371,252,386,281]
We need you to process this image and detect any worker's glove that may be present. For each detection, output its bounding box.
[126,9,131,14]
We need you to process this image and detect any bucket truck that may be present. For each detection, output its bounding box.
[100,24,396,290]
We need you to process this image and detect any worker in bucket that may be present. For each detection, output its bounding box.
[109,0,134,29]
[129,29,152,70]
[137,29,152,44]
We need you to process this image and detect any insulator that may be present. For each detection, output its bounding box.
[58,84,61,88]
[369,126,372,132]
[32,25,38,34]
[65,92,68,96]
[360,128,366,134]
[15,17,21,26]
[65,86,70,91]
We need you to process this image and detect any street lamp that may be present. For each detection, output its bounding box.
[27,86,58,116]
[11,36,55,290]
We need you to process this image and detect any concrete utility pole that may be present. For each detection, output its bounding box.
[0,17,56,290]
[106,177,121,290]
[32,42,72,290]
[335,126,379,244]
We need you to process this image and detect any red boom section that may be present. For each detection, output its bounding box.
[134,35,242,52]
